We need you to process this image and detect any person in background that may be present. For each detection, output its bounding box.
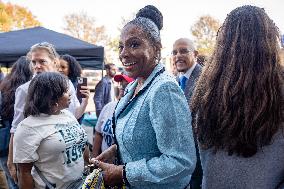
[191,5,284,189]
[59,54,85,124]
[59,54,82,90]
[93,63,117,117]
[7,42,89,184]
[92,74,134,158]
[0,56,32,189]
[172,38,202,189]
[91,5,196,189]
[172,38,202,102]
[13,72,88,189]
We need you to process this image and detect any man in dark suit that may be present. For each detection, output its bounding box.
[172,38,202,189]
[93,63,117,117]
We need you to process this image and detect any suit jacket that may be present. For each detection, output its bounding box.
[183,63,202,103]
[93,76,112,117]
[178,64,203,187]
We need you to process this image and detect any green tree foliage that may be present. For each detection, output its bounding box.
[0,1,41,32]
[191,15,221,56]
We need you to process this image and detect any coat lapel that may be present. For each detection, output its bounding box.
[184,64,202,101]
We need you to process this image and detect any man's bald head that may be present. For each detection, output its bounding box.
[173,38,196,51]
[172,38,197,73]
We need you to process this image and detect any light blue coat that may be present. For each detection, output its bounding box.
[114,64,196,189]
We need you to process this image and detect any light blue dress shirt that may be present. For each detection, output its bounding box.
[114,64,196,189]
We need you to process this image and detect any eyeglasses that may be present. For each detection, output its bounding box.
[30,42,58,58]
[171,48,193,56]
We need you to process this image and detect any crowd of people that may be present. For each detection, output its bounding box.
[0,4,283,189]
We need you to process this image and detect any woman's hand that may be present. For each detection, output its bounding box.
[93,160,124,186]
[80,86,90,100]
[75,85,90,119]
[92,144,117,163]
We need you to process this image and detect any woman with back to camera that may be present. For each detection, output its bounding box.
[0,56,32,189]
[191,5,284,189]
[13,72,88,189]
[91,5,196,189]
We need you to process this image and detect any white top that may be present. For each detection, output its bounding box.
[179,62,197,79]
[13,110,87,189]
[110,79,116,102]
[95,101,117,152]
[11,80,80,133]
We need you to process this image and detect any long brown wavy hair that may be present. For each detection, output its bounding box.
[191,5,284,157]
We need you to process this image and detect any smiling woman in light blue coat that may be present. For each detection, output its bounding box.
[92,5,196,189]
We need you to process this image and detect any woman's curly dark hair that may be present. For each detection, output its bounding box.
[24,72,68,117]
[191,5,284,157]
[60,54,82,82]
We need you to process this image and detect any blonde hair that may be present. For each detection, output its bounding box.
[29,42,59,60]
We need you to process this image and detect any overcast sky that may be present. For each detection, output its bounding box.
[4,0,284,55]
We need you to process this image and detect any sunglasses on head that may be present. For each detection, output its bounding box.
[30,42,58,57]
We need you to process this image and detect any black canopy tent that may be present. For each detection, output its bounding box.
[0,26,104,70]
